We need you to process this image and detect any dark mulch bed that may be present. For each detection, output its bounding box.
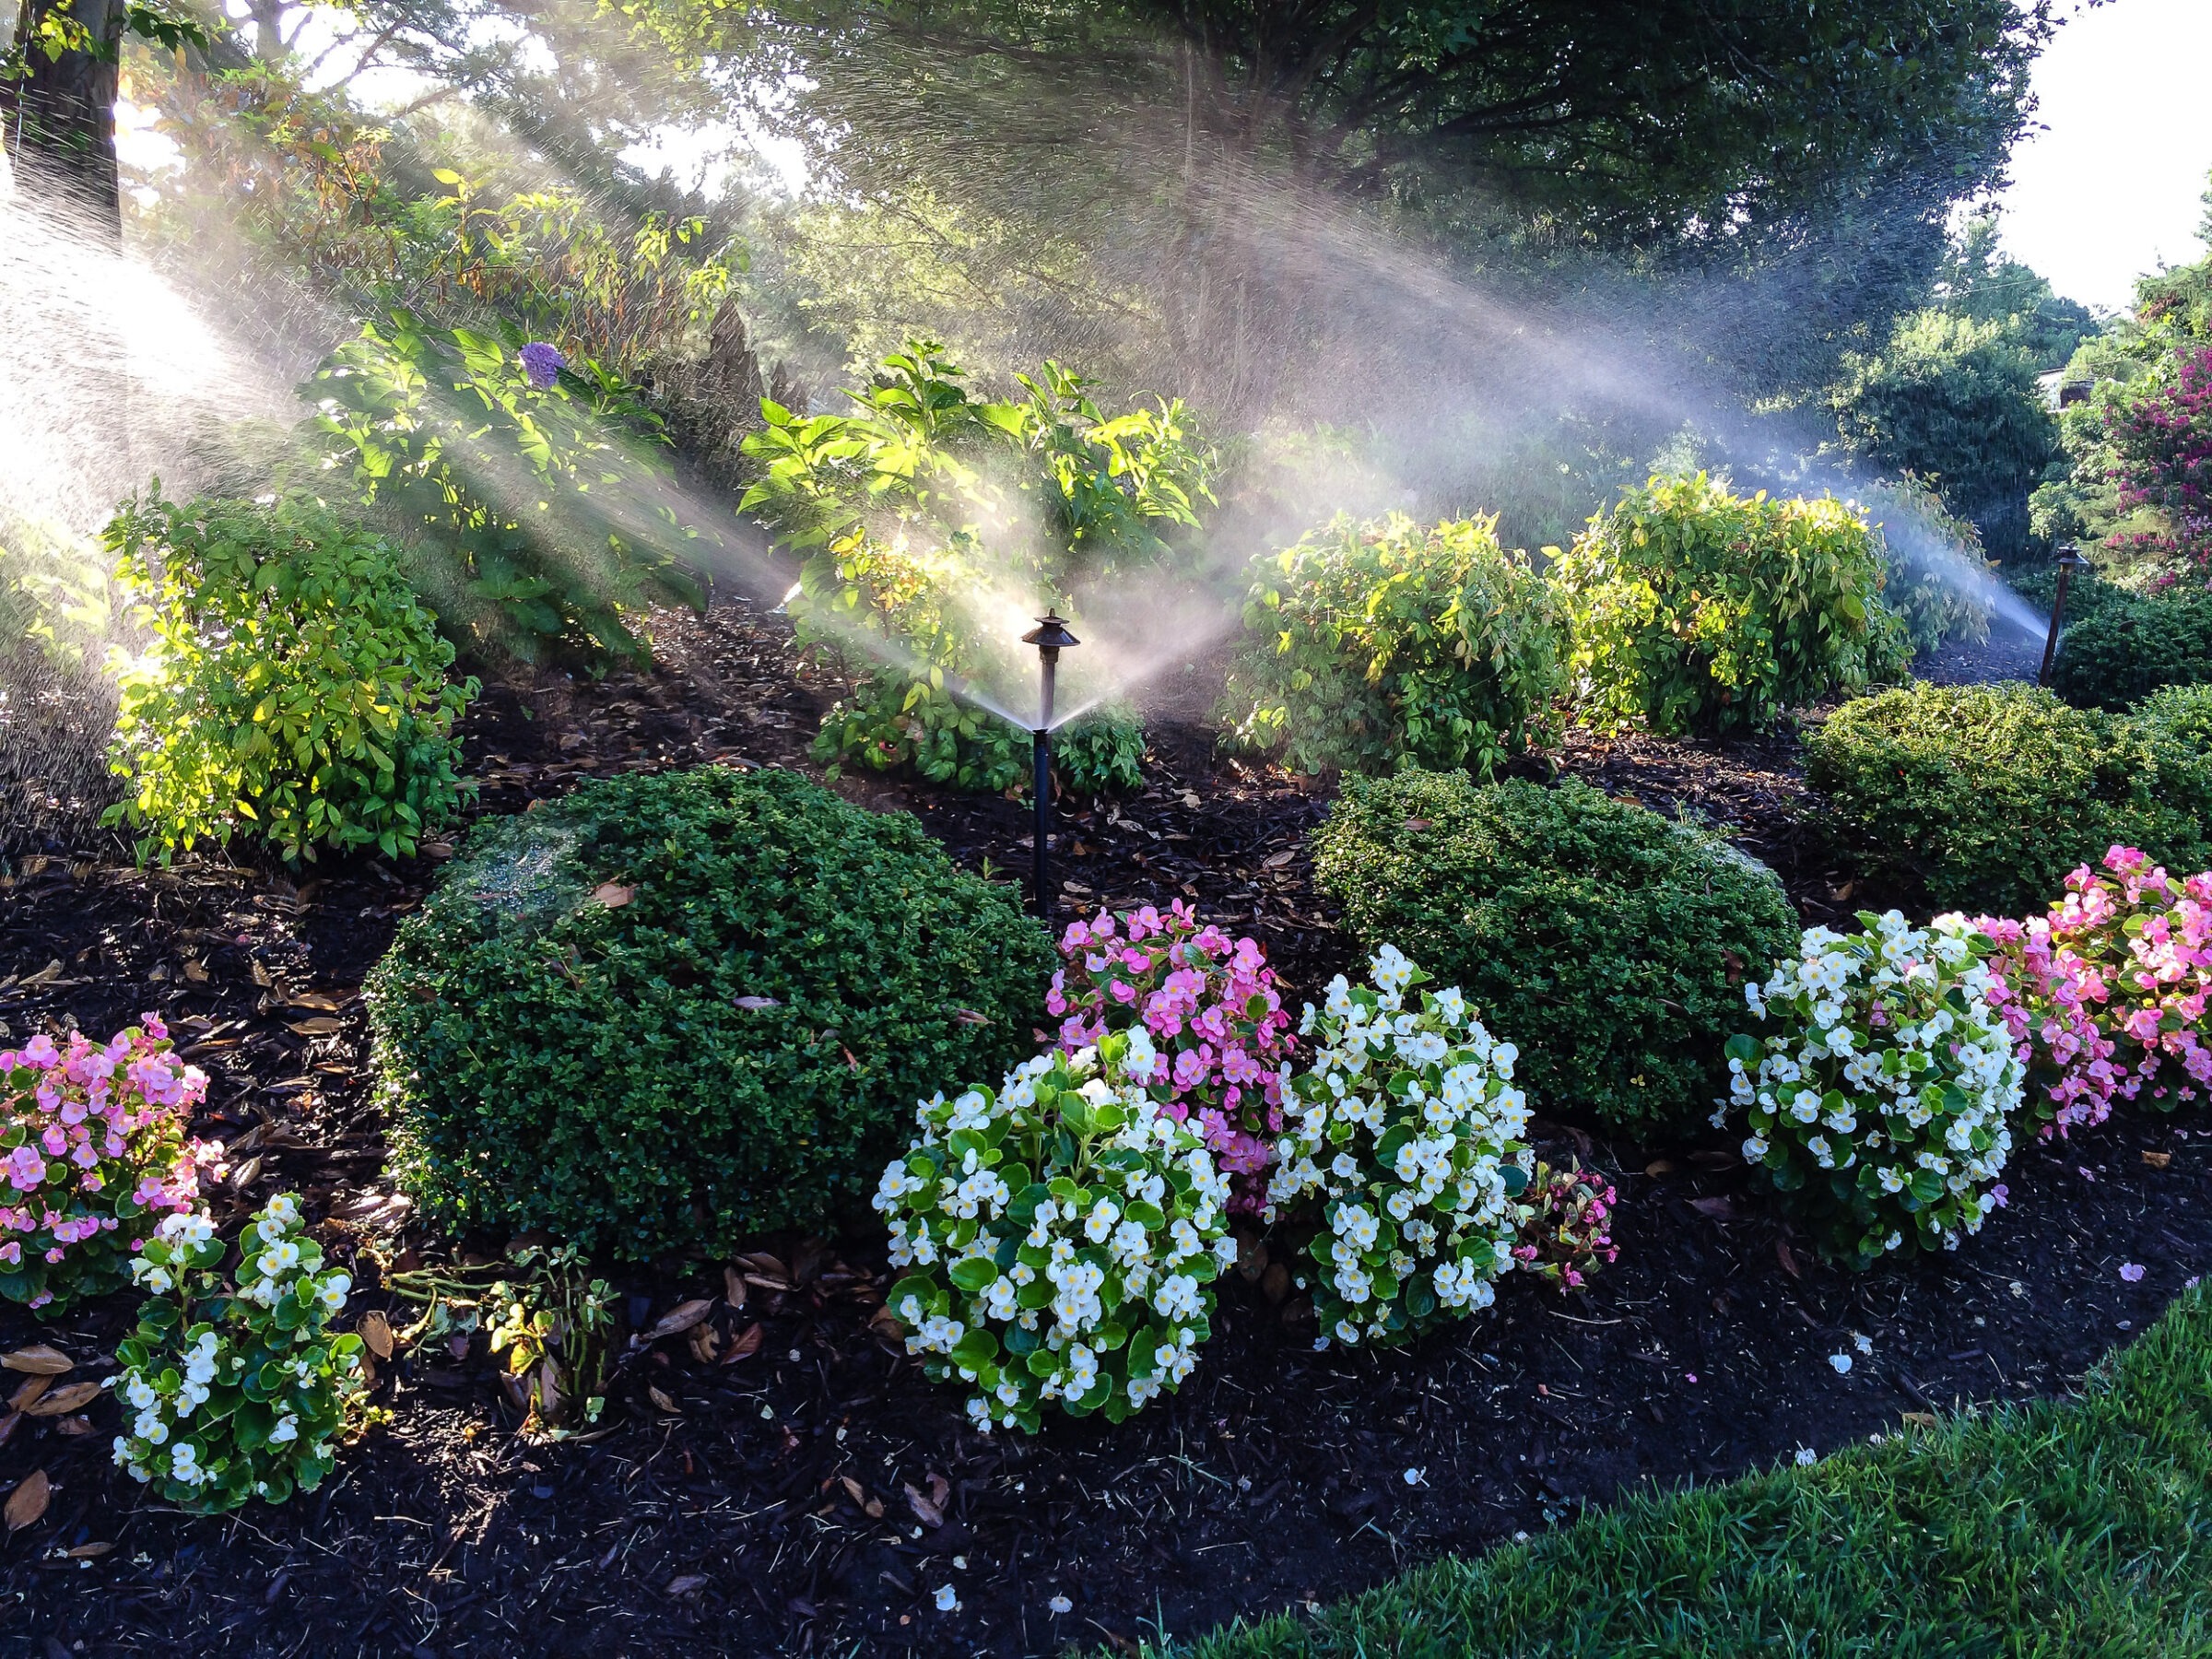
[2,599,2204,1658]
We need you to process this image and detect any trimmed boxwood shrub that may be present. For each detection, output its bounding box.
[1804,682,2212,917]
[367,765,1054,1257]
[2052,590,2212,711]
[1312,772,1799,1135]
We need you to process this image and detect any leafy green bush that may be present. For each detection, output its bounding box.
[1554,473,1910,735]
[2052,590,2212,710]
[814,671,1143,796]
[310,308,706,665]
[1221,512,1563,776]
[1857,474,1994,654]
[742,342,1216,790]
[1312,772,1799,1135]
[1804,682,2212,916]
[368,765,1056,1258]
[101,489,476,864]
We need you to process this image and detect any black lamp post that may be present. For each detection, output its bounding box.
[1020,612,1079,919]
[2038,543,2087,688]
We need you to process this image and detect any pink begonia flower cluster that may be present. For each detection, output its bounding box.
[1973,914,2122,1136]
[1049,901,1295,1207]
[2047,847,2212,1110]
[0,1016,221,1310]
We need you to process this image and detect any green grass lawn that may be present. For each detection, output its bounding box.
[1154,1287,2212,1657]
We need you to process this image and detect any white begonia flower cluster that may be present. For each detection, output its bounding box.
[874,1029,1234,1432]
[1720,912,2025,1266]
[109,1194,371,1511]
[1273,946,1534,1348]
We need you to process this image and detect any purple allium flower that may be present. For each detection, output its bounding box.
[519,341,565,390]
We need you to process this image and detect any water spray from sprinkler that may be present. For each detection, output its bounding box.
[2038,543,2087,688]
[1021,611,1078,921]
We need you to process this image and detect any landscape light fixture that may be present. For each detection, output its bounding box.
[1021,611,1079,920]
[2038,543,2087,688]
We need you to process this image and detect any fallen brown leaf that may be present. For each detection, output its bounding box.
[1401,818,1433,832]
[5,1470,49,1531]
[723,1265,747,1310]
[644,1299,715,1341]
[230,1154,264,1189]
[2144,1149,2173,1170]
[359,1310,394,1359]
[0,1345,72,1375]
[0,1413,18,1450]
[7,1375,51,1413]
[840,1475,885,1519]
[950,1007,993,1026]
[647,1385,680,1415]
[688,1323,721,1364]
[664,1573,709,1597]
[53,1415,93,1437]
[592,883,635,909]
[903,1478,946,1529]
[66,1541,112,1559]
[1643,1159,1680,1179]
[287,1018,345,1037]
[1261,849,1295,869]
[735,1252,790,1283]
[1688,1195,1737,1220]
[25,1381,100,1416]
[721,1324,764,1363]
[1775,1238,1802,1279]
[732,994,782,1011]
[1901,1411,1938,1429]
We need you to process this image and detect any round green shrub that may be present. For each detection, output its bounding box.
[367,766,1055,1258]
[1803,681,2212,917]
[1220,512,1563,777]
[1553,472,1912,736]
[2052,589,2212,711]
[1312,772,1799,1135]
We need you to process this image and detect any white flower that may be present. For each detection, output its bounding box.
[934,1584,961,1613]
[1829,1354,1853,1375]
[1794,1447,1817,1466]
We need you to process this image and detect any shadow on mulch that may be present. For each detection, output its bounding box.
[1,598,2200,1659]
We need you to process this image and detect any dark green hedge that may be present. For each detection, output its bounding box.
[1312,772,1799,1135]
[2052,590,2212,711]
[367,765,1053,1257]
[1804,681,2212,916]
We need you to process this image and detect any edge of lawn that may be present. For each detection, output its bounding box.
[1135,1283,2212,1657]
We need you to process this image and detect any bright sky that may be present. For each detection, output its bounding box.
[1997,0,2212,314]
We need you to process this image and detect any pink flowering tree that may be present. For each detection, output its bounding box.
[1973,913,2122,1136]
[1048,901,1295,1208]
[2043,847,2212,1109]
[2105,343,2212,576]
[0,1017,221,1311]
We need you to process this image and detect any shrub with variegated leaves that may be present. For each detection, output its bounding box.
[874,1030,1234,1431]
[1723,912,2024,1267]
[1271,946,1534,1349]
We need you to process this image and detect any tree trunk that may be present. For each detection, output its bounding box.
[4,0,127,240]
